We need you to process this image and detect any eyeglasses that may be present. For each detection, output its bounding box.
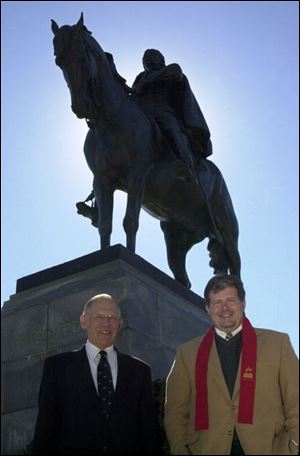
[210,298,242,308]
[94,314,120,322]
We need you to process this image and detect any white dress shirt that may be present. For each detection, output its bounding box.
[85,340,118,393]
[215,323,243,340]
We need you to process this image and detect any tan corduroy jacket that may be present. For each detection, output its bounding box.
[165,329,299,455]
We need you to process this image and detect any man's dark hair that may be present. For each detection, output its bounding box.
[204,274,245,305]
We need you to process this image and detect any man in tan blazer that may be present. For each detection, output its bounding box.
[164,275,299,455]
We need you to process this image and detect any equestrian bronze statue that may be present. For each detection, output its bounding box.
[51,14,241,289]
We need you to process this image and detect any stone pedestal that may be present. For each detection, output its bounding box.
[1,244,211,455]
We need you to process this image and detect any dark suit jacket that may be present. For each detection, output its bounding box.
[32,347,158,455]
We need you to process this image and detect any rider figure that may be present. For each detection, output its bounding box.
[131,49,212,173]
[77,49,213,224]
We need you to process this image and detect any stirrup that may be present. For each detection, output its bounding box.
[76,202,98,226]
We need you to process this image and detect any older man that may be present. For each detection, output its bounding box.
[32,294,158,455]
[165,275,299,455]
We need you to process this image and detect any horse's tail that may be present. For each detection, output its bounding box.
[194,159,224,246]
[198,159,241,277]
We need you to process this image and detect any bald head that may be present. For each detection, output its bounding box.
[82,294,121,318]
[80,294,122,349]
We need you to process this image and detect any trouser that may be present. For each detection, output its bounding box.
[155,112,195,170]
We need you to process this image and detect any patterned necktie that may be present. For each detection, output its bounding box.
[97,350,114,419]
[226,332,233,341]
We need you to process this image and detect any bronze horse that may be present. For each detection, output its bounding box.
[51,14,241,288]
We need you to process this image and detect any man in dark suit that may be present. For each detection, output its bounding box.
[32,294,158,455]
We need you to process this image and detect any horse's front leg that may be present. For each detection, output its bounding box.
[93,177,113,249]
[160,221,193,289]
[123,168,148,252]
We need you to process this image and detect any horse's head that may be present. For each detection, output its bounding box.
[51,13,101,119]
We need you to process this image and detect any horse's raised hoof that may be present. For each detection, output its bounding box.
[175,274,191,290]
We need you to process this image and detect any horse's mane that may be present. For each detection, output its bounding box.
[82,30,130,94]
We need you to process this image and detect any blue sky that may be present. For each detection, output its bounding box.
[2,1,299,353]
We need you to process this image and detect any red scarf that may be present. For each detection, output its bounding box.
[195,316,257,430]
